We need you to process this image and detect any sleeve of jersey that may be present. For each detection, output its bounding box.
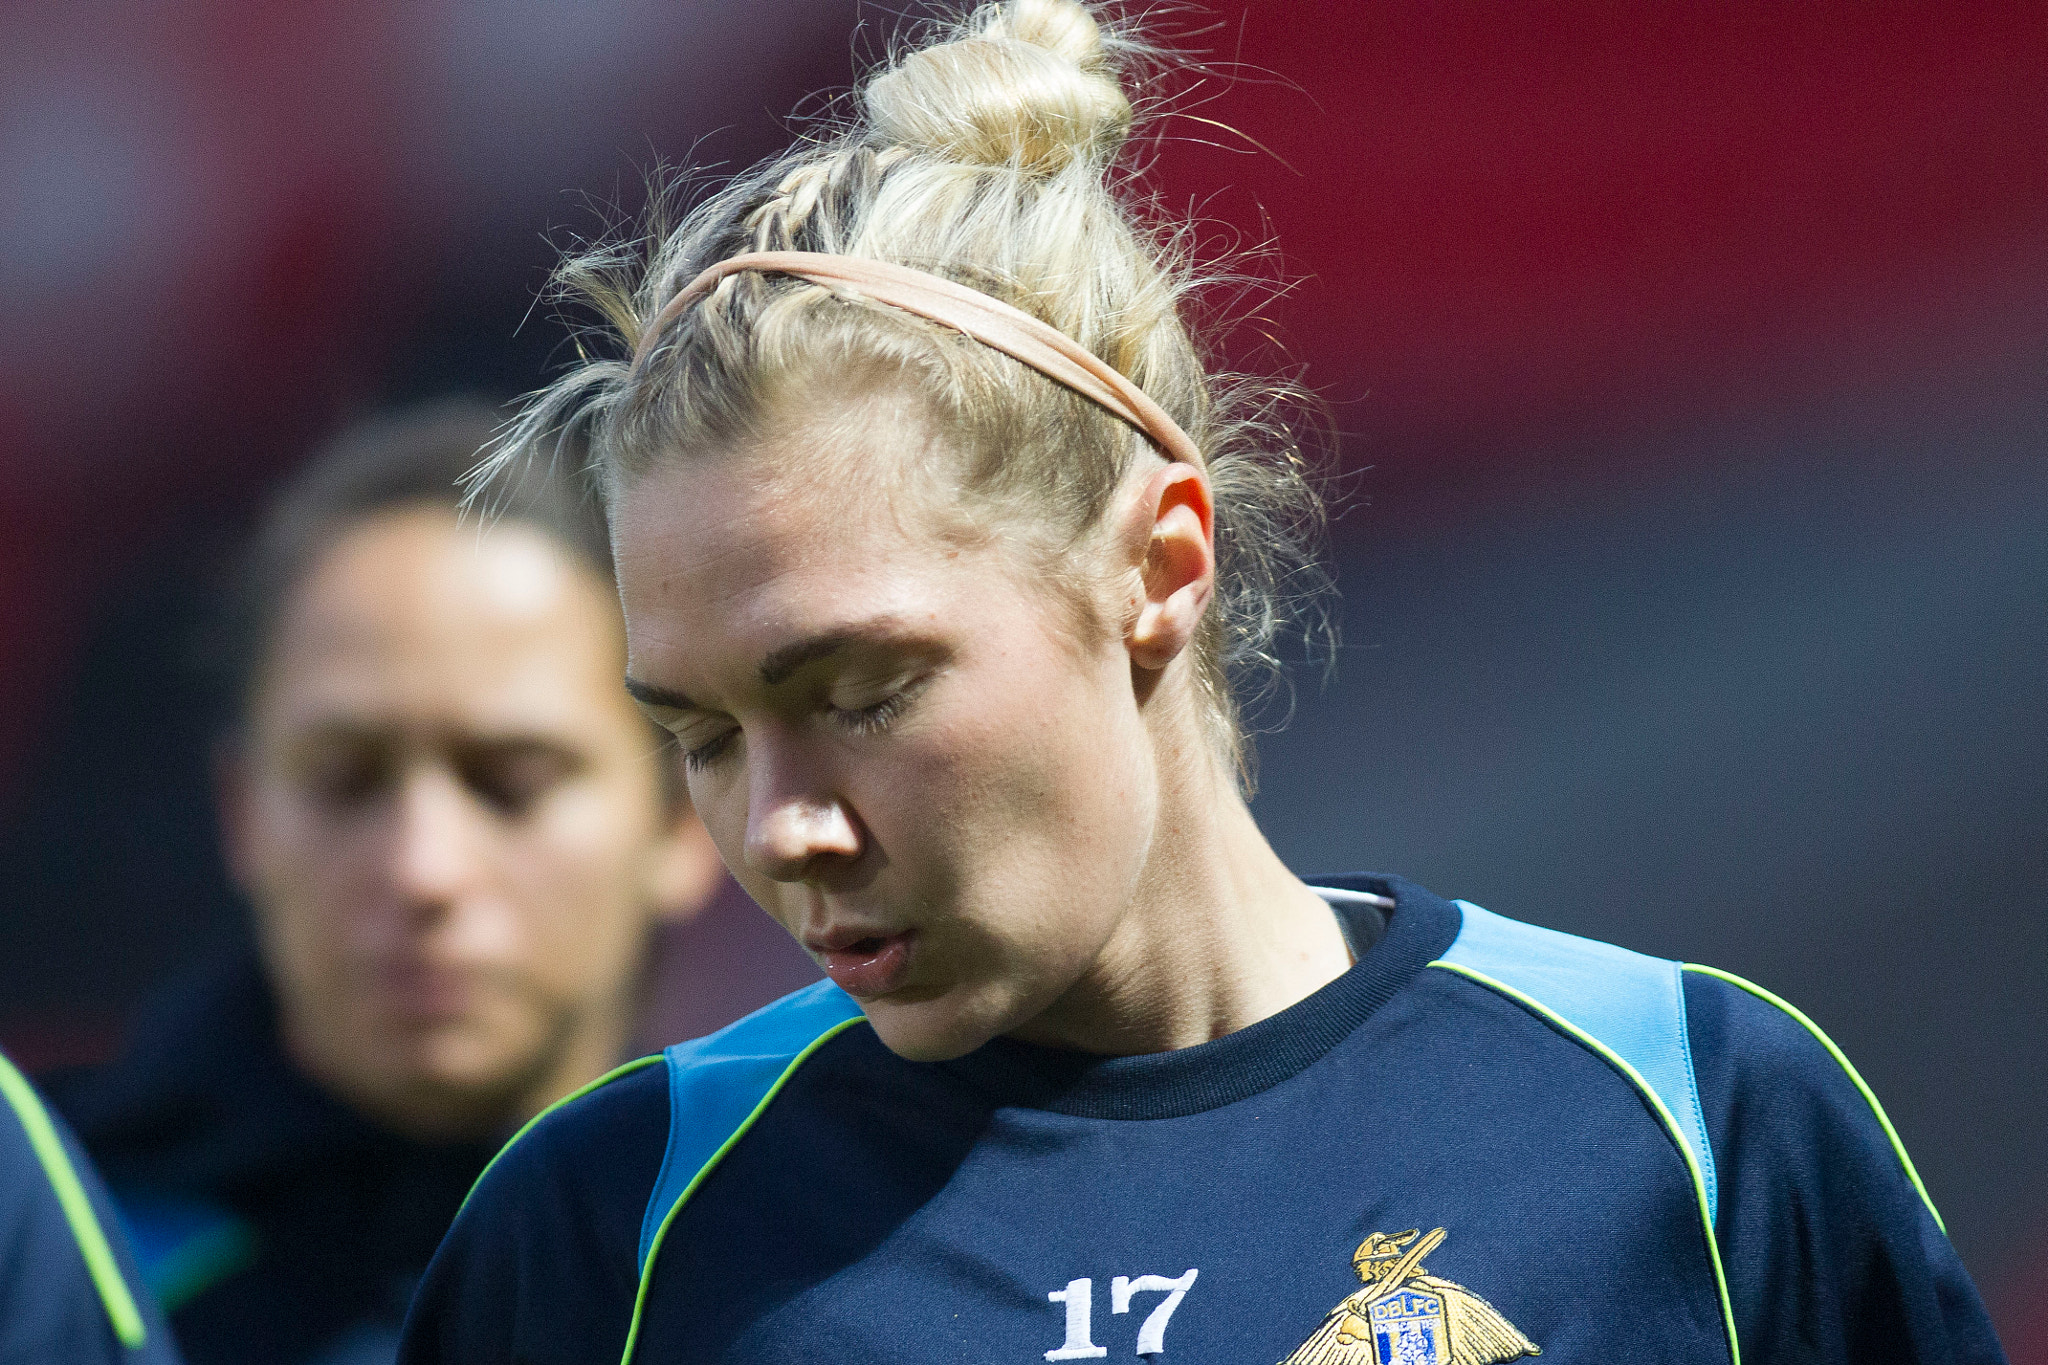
[0,1069,180,1364]
[1681,969,2008,1364]
[396,1060,671,1365]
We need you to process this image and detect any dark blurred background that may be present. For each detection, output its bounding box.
[0,0,2041,1349]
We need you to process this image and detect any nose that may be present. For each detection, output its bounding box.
[742,742,861,883]
[385,765,488,912]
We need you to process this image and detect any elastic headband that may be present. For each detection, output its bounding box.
[630,251,1203,469]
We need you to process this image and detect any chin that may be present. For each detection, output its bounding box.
[407,1025,532,1093]
[861,993,1006,1063]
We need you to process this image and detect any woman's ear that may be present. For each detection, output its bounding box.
[1121,463,1215,672]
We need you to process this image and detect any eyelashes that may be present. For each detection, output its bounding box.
[830,691,910,737]
[678,680,925,773]
[680,730,737,773]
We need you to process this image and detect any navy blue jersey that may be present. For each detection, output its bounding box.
[0,1049,179,1364]
[398,876,2005,1365]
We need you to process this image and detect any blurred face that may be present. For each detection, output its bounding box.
[614,396,1167,1062]
[225,507,715,1138]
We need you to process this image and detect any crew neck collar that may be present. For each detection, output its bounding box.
[934,873,1461,1120]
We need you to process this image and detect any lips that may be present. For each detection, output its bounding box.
[371,961,481,1022]
[812,929,916,999]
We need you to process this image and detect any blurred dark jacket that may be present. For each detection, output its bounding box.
[44,946,497,1365]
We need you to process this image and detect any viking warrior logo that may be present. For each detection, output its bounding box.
[1278,1227,1538,1365]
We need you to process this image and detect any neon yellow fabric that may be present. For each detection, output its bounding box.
[0,1051,148,1348]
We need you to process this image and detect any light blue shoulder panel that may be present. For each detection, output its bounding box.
[637,980,866,1273]
[1438,901,1717,1222]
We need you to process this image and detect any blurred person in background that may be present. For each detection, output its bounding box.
[1,1049,179,1362]
[45,401,726,1365]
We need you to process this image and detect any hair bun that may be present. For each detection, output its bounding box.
[863,0,1132,175]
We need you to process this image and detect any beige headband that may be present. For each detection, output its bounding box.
[630,251,1203,470]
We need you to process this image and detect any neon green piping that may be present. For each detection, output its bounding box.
[459,1055,664,1215]
[0,1052,148,1348]
[620,1016,867,1365]
[1683,963,1946,1235]
[1431,960,1741,1365]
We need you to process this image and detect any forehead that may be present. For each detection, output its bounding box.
[254,507,628,735]
[613,448,960,683]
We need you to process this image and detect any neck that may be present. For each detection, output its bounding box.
[504,997,638,1128]
[285,991,635,1144]
[1008,727,1352,1056]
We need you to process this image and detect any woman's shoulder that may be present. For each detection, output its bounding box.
[441,1052,672,1284]
[1677,965,2006,1359]
[476,980,865,1194]
[399,987,874,1363]
[1679,962,1938,1208]
[401,1055,662,1361]
[489,1053,672,1183]
[443,981,868,1261]
[394,1047,698,1364]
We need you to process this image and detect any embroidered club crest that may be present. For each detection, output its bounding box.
[1278,1227,1538,1365]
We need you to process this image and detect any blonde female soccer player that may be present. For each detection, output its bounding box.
[399,4,2006,1362]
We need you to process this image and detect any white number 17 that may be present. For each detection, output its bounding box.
[1045,1269,1199,1359]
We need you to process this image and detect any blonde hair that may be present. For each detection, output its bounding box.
[487,0,1333,786]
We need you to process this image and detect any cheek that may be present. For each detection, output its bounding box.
[242,780,363,944]
[884,656,1149,897]
[684,766,754,892]
[497,779,664,970]
[239,782,384,1033]
[685,760,745,850]
[944,664,1158,983]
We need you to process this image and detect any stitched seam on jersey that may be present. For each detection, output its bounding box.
[0,1050,148,1348]
[1670,963,1717,1223]
[458,1054,663,1216]
[639,1055,689,1262]
[1682,963,1946,1236]
[1431,960,1741,1365]
[621,1016,867,1365]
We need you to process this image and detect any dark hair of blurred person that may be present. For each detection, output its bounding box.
[45,399,726,1365]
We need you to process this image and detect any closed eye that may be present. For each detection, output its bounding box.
[680,727,740,773]
[826,672,932,738]
[829,692,909,736]
[629,690,735,774]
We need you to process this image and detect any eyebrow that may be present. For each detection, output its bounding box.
[624,621,911,711]
[623,676,695,710]
[757,633,861,686]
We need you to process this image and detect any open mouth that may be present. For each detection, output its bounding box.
[816,930,916,1000]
